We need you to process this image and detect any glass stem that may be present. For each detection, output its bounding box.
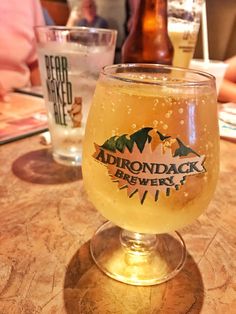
[120,229,157,265]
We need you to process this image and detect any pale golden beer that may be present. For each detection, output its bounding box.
[167,0,203,68]
[168,21,199,68]
[82,64,219,285]
[83,66,219,234]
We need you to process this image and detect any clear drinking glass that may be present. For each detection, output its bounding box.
[168,0,204,68]
[82,64,219,285]
[35,26,117,166]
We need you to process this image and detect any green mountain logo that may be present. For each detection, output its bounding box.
[101,127,200,157]
[93,127,206,204]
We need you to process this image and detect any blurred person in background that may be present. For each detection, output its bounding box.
[218,56,236,103]
[67,0,108,28]
[0,0,45,101]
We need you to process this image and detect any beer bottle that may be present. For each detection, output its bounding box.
[122,0,173,64]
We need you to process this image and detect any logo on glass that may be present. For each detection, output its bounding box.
[93,127,206,204]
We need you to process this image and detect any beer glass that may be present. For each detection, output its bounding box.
[168,0,204,68]
[82,64,219,285]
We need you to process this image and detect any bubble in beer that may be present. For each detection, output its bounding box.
[111,102,116,112]
[165,110,173,118]
[180,120,184,125]
[153,120,158,127]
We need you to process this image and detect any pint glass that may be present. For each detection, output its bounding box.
[168,0,204,68]
[35,26,117,166]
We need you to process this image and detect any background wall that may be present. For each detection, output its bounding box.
[194,0,236,60]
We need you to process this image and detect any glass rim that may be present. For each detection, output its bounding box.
[101,63,216,87]
[35,25,117,35]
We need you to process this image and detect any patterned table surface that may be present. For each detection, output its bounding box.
[0,131,235,314]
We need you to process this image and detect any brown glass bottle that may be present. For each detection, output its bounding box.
[122,0,173,64]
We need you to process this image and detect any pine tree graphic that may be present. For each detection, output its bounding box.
[101,127,198,157]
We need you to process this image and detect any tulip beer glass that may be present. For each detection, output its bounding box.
[168,0,204,68]
[82,64,219,285]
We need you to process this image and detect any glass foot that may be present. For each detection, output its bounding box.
[52,152,82,166]
[90,221,186,286]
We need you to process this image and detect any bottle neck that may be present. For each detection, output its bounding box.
[130,0,168,34]
[155,0,168,30]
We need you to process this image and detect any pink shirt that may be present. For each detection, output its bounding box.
[0,0,45,91]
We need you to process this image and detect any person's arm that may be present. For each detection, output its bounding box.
[29,60,41,86]
[0,83,7,102]
[218,56,236,103]
[27,0,45,86]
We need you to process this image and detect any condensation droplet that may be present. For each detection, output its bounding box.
[180,120,184,125]
[163,124,168,130]
[131,124,136,129]
[178,108,184,114]
[184,192,189,197]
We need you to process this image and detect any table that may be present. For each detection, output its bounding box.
[0,132,235,313]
